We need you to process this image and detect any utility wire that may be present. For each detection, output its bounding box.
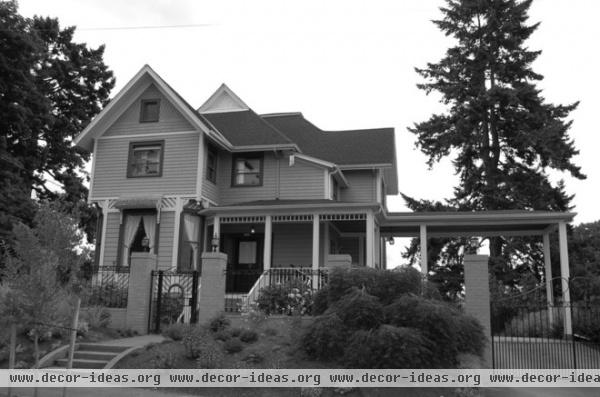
[0,23,214,32]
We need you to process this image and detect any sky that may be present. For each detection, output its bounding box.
[17,0,600,267]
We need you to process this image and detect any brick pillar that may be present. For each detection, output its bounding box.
[464,254,492,368]
[198,252,228,324]
[126,253,155,334]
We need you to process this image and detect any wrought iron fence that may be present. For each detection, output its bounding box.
[490,277,600,369]
[80,266,130,308]
[149,270,200,333]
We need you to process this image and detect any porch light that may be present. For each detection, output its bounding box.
[211,234,220,252]
[250,225,256,234]
[388,237,394,245]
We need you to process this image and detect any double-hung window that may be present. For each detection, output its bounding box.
[206,147,218,184]
[128,141,164,178]
[232,154,263,187]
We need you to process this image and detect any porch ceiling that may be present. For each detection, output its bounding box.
[380,210,576,238]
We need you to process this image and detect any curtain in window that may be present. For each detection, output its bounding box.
[235,159,246,185]
[122,215,142,266]
[142,214,157,254]
[183,214,200,269]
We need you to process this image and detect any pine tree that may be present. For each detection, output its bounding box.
[406,0,585,287]
[0,1,114,242]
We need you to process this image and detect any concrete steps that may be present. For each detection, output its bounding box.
[51,344,129,369]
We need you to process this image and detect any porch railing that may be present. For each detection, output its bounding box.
[241,267,329,312]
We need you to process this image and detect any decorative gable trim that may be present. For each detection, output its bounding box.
[74,65,214,152]
[198,83,250,114]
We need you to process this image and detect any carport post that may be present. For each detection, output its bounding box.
[420,224,428,275]
[543,233,555,329]
[558,221,573,336]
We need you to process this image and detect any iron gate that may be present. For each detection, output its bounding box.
[491,277,600,369]
[149,270,200,333]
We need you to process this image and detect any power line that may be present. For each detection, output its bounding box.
[0,23,214,32]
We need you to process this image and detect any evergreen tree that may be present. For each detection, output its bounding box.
[405,0,585,287]
[0,0,114,242]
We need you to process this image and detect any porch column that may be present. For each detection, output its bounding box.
[558,221,572,336]
[213,215,220,251]
[263,215,272,270]
[98,200,109,267]
[420,224,428,275]
[366,212,375,268]
[312,214,320,269]
[543,233,555,328]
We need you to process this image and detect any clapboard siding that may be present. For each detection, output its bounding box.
[105,84,193,136]
[102,212,121,267]
[217,152,279,205]
[279,159,325,200]
[340,170,376,202]
[157,211,175,269]
[92,133,199,199]
[201,144,219,204]
[217,153,327,205]
[272,223,313,267]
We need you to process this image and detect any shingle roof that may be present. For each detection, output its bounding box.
[261,113,395,166]
[202,110,294,147]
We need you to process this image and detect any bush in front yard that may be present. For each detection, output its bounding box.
[326,287,383,330]
[208,313,230,333]
[239,329,258,343]
[384,294,485,366]
[162,323,190,341]
[256,281,314,315]
[342,325,434,368]
[325,266,422,309]
[301,314,349,361]
[182,326,212,359]
[223,337,244,354]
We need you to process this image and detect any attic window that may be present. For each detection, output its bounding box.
[232,154,263,187]
[140,99,160,122]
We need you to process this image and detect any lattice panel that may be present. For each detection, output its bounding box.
[161,197,177,210]
[320,213,367,221]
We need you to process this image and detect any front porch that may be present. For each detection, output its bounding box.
[200,202,387,298]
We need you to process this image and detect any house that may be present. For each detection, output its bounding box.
[75,65,578,337]
[75,65,398,283]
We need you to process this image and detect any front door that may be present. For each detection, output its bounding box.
[225,235,263,293]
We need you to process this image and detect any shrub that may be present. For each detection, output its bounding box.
[151,349,178,369]
[384,295,485,367]
[208,313,230,333]
[230,327,243,337]
[326,288,383,330]
[223,337,244,354]
[162,323,190,341]
[239,329,258,343]
[326,266,422,307]
[264,327,278,337]
[241,348,264,364]
[195,342,224,369]
[182,326,212,359]
[342,325,433,368]
[256,281,314,315]
[301,314,349,360]
[214,329,231,342]
[312,287,329,315]
[80,306,111,329]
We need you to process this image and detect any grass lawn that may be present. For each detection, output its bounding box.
[115,316,476,397]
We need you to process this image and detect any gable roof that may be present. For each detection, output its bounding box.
[198,83,250,113]
[74,65,217,152]
[202,110,297,149]
[262,113,395,167]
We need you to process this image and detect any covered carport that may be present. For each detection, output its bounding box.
[380,210,577,335]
